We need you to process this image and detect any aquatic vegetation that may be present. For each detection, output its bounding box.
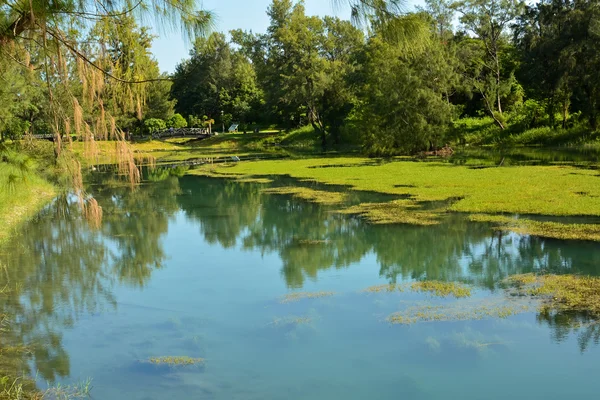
[338,200,441,225]
[43,378,93,399]
[269,316,312,327]
[280,291,335,303]
[361,284,402,293]
[200,157,600,218]
[0,376,27,400]
[148,356,204,366]
[506,274,600,317]
[235,177,273,184]
[411,281,472,298]
[425,336,441,352]
[469,214,600,242]
[361,281,471,298]
[262,187,347,205]
[292,239,329,246]
[387,302,531,325]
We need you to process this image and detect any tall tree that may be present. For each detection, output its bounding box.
[454,0,524,128]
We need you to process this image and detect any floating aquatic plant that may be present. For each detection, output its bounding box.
[505,274,600,317]
[337,200,442,226]
[148,356,204,366]
[262,187,347,205]
[280,291,335,304]
[387,301,531,325]
[469,215,600,242]
[269,316,312,327]
[361,281,472,298]
[361,284,402,293]
[410,281,472,298]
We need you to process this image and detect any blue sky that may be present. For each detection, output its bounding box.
[151,0,421,73]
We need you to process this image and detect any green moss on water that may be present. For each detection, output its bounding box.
[506,274,600,317]
[148,356,204,366]
[411,281,472,298]
[470,214,600,242]
[269,316,312,326]
[361,284,402,293]
[262,187,347,205]
[191,157,600,218]
[235,177,274,184]
[387,302,531,325]
[338,200,442,225]
[361,281,471,298]
[280,291,335,304]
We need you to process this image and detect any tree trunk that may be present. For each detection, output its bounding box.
[481,91,505,130]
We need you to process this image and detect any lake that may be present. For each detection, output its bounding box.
[1,172,600,399]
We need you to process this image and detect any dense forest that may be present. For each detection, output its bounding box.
[2,0,600,155]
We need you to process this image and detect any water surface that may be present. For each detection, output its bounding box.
[1,173,600,399]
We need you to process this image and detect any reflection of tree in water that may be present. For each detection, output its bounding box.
[537,310,600,353]
[95,174,181,287]
[177,176,600,289]
[0,172,181,384]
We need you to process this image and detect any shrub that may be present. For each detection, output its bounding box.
[144,118,166,134]
[168,114,188,129]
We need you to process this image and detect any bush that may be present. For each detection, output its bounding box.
[143,118,166,134]
[168,114,188,129]
[511,127,555,145]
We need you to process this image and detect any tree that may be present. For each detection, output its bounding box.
[453,0,524,129]
[350,35,455,154]
[418,0,455,40]
[171,33,234,121]
[168,114,188,129]
[515,0,600,130]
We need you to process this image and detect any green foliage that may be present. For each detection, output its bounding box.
[143,119,166,134]
[350,35,455,154]
[168,114,188,129]
[171,33,264,127]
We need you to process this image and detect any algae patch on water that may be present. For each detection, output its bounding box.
[262,187,347,205]
[338,200,442,226]
[269,316,312,327]
[361,284,403,293]
[505,274,600,317]
[361,281,472,298]
[469,214,600,242]
[387,301,532,325]
[148,356,204,366]
[386,274,600,325]
[411,281,472,298]
[280,291,335,303]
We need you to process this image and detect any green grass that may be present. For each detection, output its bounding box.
[190,157,600,217]
[0,168,56,245]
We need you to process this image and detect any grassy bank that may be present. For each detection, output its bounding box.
[189,157,600,240]
[0,166,56,246]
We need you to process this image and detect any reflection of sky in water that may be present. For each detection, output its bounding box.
[1,175,600,399]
